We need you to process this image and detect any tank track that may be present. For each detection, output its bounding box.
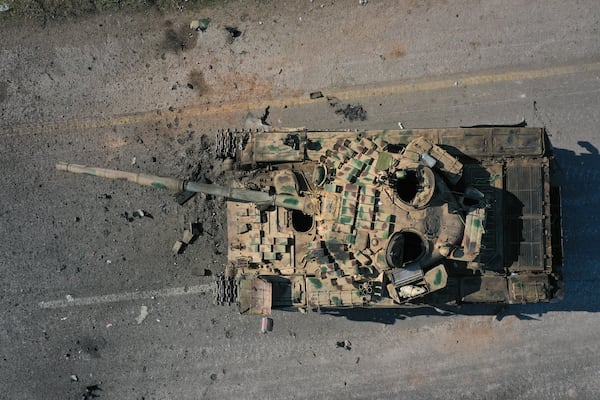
[213,274,238,305]
[215,129,250,159]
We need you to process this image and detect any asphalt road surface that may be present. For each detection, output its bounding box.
[1,1,599,399]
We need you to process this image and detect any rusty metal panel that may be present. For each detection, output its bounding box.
[238,278,272,316]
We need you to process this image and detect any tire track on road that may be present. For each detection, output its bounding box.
[4,61,600,137]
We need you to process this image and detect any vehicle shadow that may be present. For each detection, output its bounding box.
[322,141,600,324]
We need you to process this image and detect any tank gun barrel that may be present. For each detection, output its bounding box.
[56,162,315,213]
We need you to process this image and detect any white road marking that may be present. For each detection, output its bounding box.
[38,284,212,309]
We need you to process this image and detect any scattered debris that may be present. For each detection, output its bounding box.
[260,317,273,334]
[336,340,352,350]
[359,0,368,5]
[191,222,203,236]
[298,307,306,314]
[225,26,242,43]
[398,121,404,129]
[0,4,10,12]
[182,229,194,244]
[66,294,74,302]
[70,374,78,382]
[105,259,111,264]
[132,209,152,219]
[131,157,136,165]
[97,194,112,199]
[120,212,134,222]
[190,18,211,32]
[106,323,113,328]
[175,190,196,205]
[327,96,367,121]
[172,240,185,254]
[355,357,360,364]
[310,91,324,99]
[136,305,148,324]
[121,210,152,222]
[82,384,102,400]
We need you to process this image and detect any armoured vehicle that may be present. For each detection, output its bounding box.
[57,126,563,316]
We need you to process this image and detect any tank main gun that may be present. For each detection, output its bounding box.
[55,162,318,214]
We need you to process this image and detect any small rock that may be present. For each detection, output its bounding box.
[70,374,78,382]
[136,305,148,324]
[66,294,74,302]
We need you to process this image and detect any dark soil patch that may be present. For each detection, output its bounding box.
[164,20,199,52]
[189,70,210,96]
[327,96,368,122]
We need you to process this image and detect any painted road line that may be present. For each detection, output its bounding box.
[6,61,600,136]
[38,283,213,309]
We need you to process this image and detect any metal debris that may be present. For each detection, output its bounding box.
[172,240,185,254]
[182,229,194,244]
[225,26,242,43]
[336,340,352,350]
[190,18,210,32]
[82,384,102,400]
[310,91,324,99]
